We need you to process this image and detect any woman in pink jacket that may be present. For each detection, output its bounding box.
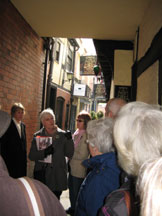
[66,111,91,216]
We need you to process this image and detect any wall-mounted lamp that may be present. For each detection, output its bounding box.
[62,71,73,85]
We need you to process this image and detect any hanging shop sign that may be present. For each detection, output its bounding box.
[80,55,97,75]
[73,84,86,96]
[94,84,105,98]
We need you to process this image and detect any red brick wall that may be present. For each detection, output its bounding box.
[0,0,45,154]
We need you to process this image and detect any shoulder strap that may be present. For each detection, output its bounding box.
[17,177,45,216]
[123,190,131,215]
[101,188,132,216]
[114,188,131,215]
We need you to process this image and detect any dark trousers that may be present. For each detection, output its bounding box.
[68,173,84,211]
[34,168,62,200]
[34,169,46,184]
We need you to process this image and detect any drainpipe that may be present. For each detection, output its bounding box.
[46,38,55,108]
[69,40,79,131]
[41,37,50,111]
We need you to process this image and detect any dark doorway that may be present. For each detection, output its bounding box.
[49,87,57,112]
[56,97,64,129]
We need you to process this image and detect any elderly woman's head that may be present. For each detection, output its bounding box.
[86,118,114,156]
[40,108,55,130]
[114,101,162,176]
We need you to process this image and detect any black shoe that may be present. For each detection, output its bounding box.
[66,207,74,215]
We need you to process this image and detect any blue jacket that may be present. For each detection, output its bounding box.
[75,152,121,216]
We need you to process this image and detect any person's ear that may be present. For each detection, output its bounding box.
[108,111,113,118]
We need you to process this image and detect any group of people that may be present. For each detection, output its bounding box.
[0,99,162,216]
[99,99,162,216]
[67,98,162,216]
[0,103,67,215]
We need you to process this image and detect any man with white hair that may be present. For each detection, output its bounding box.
[105,98,126,118]
[0,110,66,216]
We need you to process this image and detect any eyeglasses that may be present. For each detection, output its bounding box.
[76,119,84,123]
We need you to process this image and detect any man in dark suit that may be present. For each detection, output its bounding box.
[0,103,27,178]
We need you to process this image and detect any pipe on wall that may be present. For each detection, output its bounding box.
[46,38,55,108]
[41,37,50,111]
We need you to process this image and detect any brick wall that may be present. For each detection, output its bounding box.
[0,0,45,158]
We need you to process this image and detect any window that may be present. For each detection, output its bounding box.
[66,47,73,72]
[55,42,61,62]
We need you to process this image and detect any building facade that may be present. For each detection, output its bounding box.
[1,0,162,176]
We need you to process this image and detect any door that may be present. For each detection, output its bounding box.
[56,97,64,129]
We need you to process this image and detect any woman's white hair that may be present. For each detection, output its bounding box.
[40,108,55,123]
[114,101,162,176]
[136,157,162,216]
[86,118,114,153]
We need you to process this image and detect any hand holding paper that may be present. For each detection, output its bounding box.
[44,145,54,157]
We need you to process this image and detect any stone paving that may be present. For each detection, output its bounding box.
[60,189,70,215]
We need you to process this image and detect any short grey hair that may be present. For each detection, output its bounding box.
[108,98,126,117]
[136,157,162,216]
[40,108,55,123]
[86,118,114,153]
[114,101,162,176]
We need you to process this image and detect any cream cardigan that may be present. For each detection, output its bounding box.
[70,133,90,178]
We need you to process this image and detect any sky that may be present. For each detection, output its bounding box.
[82,38,96,55]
